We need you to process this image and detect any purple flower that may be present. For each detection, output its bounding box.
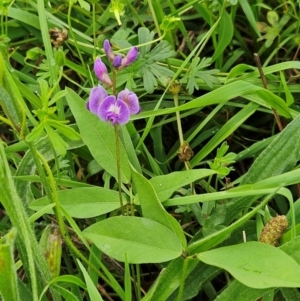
[103,39,115,62]
[98,95,130,125]
[113,55,122,68]
[94,58,113,87]
[121,46,138,67]
[87,85,108,115]
[117,89,140,115]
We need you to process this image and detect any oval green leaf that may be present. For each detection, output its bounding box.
[29,187,120,218]
[197,241,300,289]
[83,216,182,264]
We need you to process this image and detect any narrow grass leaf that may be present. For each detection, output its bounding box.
[150,169,217,202]
[211,11,233,63]
[238,0,261,37]
[77,261,104,301]
[190,102,259,166]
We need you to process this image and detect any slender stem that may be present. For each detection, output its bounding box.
[254,53,283,131]
[68,1,87,72]
[176,257,189,301]
[147,0,162,37]
[126,0,145,27]
[173,93,184,145]
[115,124,124,215]
[92,2,96,58]
[173,90,191,171]
[112,69,117,95]
[136,264,141,300]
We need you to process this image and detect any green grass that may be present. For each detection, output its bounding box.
[1,0,300,300]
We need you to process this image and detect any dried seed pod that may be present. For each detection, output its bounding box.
[39,225,62,278]
[49,27,68,48]
[259,215,288,246]
[178,141,194,162]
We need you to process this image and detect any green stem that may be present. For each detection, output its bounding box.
[176,257,190,301]
[92,2,96,57]
[147,0,162,37]
[115,124,124,215]
[173,90,190,171]
[67,0,87,72]
[173,93,184,145]
[126,0,145,27]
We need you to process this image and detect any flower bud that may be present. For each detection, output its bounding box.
[94,57,113,87]
[113,55,122,68]
[103,39,115,62]
[120,46,138,67]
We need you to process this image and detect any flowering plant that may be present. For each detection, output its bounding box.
[86,40,140,125]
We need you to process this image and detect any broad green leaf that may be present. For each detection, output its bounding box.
[0,229,19,301]
[132,169,187,248]
[215,236,300,300]
[83,216,182,263]
[150,169,217,202]
[77,261,104,301]
[29,187,121,218]
[197,241,300,288]
[65,88,131,183]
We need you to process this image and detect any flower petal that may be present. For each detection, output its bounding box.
[115,99,130,125]
[88,86,108,114]
[117,89,140,115]
[98,96,130,125]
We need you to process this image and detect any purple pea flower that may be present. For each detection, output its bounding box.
[98,95,130,125]
[117,89,140,115]
[120,46,138,68]
[94,58,113,87]
[87,85,108,115]
[103,39,115,62]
